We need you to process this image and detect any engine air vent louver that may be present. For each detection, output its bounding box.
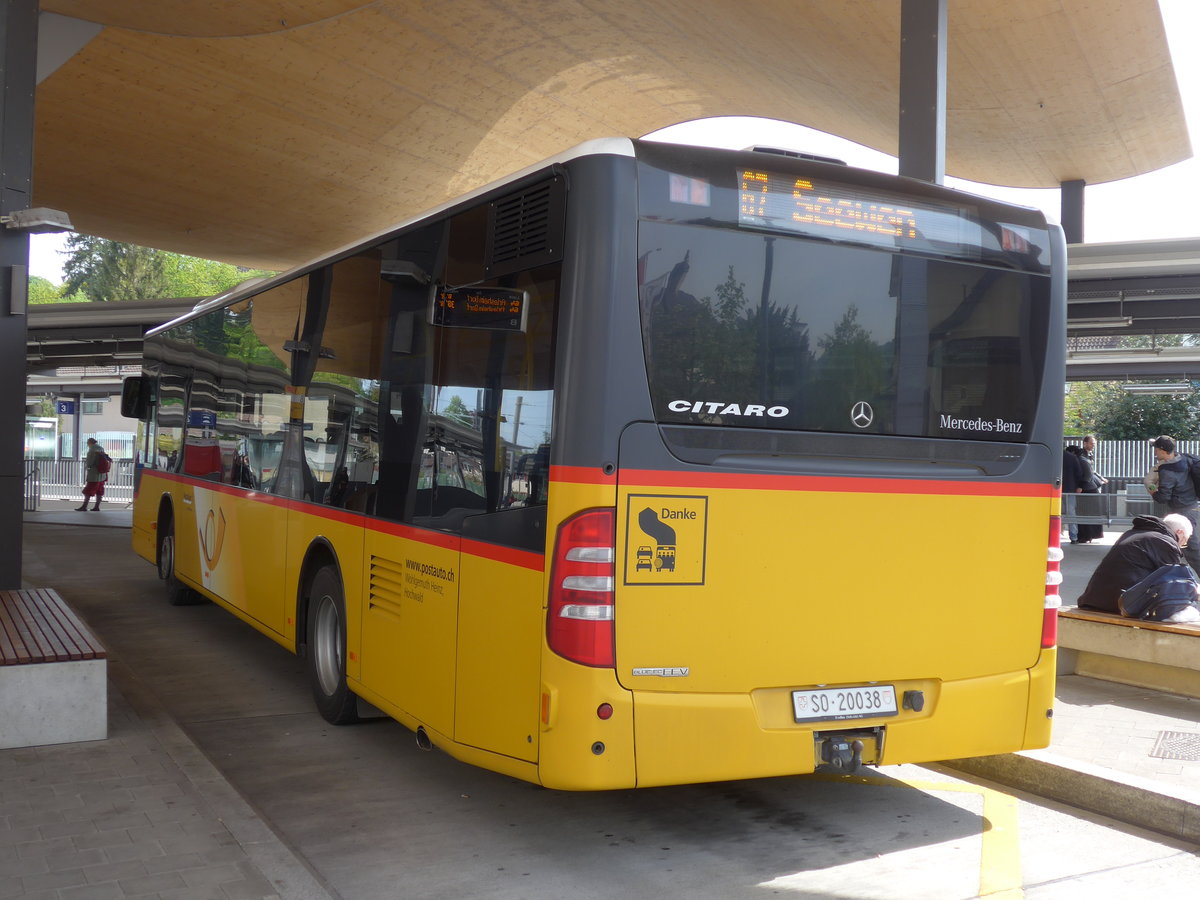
[485,176,565,278]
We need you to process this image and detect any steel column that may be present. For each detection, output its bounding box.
[0,0,38,587]
[898,0,947,184]
[1061,179,1086,244]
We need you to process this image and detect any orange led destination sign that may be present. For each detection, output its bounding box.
[737,169,975,254]
[431,286,528,332]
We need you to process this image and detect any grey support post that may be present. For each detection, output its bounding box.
[1061,179,1086,244]
[898,0,947,185]
[0,0,38,587]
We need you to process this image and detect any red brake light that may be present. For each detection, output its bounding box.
[547,508,615,667]
[1043,515,1063,648]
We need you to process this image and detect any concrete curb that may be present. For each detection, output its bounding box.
[106,658,339,900]
[941,750,1200,844]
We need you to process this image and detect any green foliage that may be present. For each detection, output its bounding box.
[63,235,169,301]
[442,395,474,425]
[29,276,61,304]
[1067,381,1200,440]
[175,302,287,374]
[161,254,271,298]
[27,275,88,304]
[61,234,274,302]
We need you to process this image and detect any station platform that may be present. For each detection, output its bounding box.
[3,515,1197,898]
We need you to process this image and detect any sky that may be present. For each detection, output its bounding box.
[27,0,1200,284]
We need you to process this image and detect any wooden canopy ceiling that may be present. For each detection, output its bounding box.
[34,0,1190,272]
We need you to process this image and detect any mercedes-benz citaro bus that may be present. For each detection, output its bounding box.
[123,138,1066,790]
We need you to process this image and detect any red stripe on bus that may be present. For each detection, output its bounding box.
[369,518,461,552]
[144,471,540,566]
[600,468,1056,498]
[550,465,615,484]
[461,538,545,571]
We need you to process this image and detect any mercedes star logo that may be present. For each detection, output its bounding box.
[850,401,874,428]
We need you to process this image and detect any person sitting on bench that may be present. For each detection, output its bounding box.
[1076,514,1194,614]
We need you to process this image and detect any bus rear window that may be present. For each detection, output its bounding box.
[638,222,1049,441]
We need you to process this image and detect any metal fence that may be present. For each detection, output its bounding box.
[1061,438,1199,527]
[22,460,39,512]
[21,459,135,507]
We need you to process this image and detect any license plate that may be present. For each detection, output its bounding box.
[792,685,899,723]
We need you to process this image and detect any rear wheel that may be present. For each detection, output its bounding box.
[306,566,360,725]
[157,514,201,606]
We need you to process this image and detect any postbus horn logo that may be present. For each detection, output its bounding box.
[850,401,874,429]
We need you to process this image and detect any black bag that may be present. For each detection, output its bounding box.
[1118,563,1200,621]
[1189,453,1200,496]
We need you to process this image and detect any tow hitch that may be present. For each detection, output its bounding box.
[814,727,885,774]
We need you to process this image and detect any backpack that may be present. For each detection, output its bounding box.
[1189,453,1200,497]
[1118,563,1200,621]
[96,452,111,475]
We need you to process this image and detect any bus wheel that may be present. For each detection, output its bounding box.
[306,566,360,725]
[158,516,200,606]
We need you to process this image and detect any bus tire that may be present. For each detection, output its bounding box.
[158,515,201,606]
[306,566,360,725]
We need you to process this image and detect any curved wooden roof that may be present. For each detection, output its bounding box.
[35,0,1190,270]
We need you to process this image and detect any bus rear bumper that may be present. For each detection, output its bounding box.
[630,664,1052,788]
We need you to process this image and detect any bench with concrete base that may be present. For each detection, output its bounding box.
[1058,606,1200,700]
[0,588,107,748]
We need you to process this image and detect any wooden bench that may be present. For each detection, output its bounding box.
[1058,606,1200,700]
[0,588,107,748]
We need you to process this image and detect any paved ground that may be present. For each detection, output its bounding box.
[3,507,1198,899]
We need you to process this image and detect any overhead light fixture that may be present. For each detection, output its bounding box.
[1121,382,1194,395]
[0,207,74,234]
[1067,316,1134,330]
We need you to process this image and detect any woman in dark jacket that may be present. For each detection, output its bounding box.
[1067,445,1104,543]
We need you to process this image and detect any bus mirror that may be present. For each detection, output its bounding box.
[121,376,150,420]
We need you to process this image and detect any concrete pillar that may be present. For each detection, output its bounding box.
[898,0,947,184]
[1061,179,1086,244]
[0,0,38,588]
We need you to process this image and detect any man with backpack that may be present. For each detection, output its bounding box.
[1146,434,1200,572]
[76,437,111,511]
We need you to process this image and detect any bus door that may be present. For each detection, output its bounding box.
[357,392,461,739]
[451,394,547,764]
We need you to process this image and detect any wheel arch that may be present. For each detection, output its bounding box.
[295,538,342,658]
[155,494,175,570]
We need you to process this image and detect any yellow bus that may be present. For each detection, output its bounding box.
[123,138,1066,789]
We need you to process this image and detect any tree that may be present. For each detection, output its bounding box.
[442,395,474,426]
[61,235,274,302]
[27,275,88,304]
[63,235,169,301]
[1069,381,1200,439]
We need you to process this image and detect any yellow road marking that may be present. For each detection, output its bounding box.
[807,770,1024,898]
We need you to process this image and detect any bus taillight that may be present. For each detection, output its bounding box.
[1043,516,1063,648]
[547,508,616,667]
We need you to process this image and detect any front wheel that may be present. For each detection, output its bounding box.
[306,566,360,725]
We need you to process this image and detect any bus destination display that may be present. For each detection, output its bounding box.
[431,286,528,332]
[738,169,976,255]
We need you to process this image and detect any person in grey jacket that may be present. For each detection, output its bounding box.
[1147,435,1200,571]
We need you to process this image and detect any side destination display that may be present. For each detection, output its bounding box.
[431,286,528,332]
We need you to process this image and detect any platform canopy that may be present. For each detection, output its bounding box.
[34,0,1191,271]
